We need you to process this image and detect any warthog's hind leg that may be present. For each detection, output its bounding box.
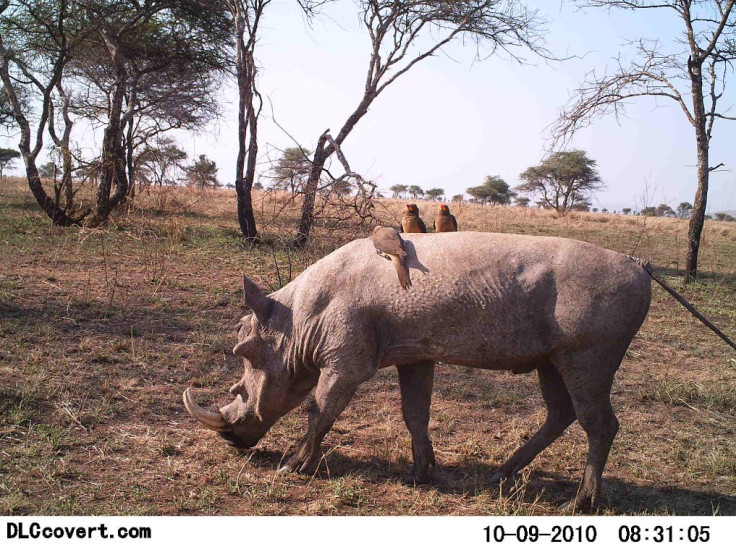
[563,384,619,512]
[556,347,622,512]
[490,361,576,484]
[397,360,435,484]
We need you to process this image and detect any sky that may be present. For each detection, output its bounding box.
[4,0,736,213]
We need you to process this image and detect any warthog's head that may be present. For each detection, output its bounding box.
[183,276,316,448]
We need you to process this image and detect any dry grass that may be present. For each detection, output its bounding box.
[1,177,734,516]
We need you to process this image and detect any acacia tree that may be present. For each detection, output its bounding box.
[571,199,592,211]
[119,64,225,199]
[0,146,18,178]
[136,136,187,188]
[408,185,424,199]
[467,175,515,205]
[656,203,676,217]
[185,154,219,188]
[293,0,548,246]
[553,0,736,283]
[71,0,229,224]
[516,150,604,214]
[425,187,444,201]
[271,146,312,195]
[390,184,408,198]
[677,201,693,218]
[0,0,84,225]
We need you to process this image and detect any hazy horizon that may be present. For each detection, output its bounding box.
[2,0,735,214]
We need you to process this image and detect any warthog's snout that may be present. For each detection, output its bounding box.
[218,431,260,449]
[184,388,268,449]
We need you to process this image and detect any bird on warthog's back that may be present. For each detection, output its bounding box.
[402,204,427,233]
[434,204,457,232]
[372,226,411,290]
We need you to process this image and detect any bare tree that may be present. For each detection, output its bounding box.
[293,0,548,246]
[311,132,378,230]
[553,0,736,283]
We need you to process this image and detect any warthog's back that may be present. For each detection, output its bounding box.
[283,232,651,371]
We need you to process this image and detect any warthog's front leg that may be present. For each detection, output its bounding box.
[397,360,435,484]
[279,367,368,474]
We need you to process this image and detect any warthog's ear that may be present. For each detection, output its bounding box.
[242,275,274,324]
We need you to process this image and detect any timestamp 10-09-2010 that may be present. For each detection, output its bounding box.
[483,524,711,544]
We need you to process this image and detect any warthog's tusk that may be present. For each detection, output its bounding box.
[183,388,229,432]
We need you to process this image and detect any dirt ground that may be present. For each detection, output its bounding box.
[1,181,734,515]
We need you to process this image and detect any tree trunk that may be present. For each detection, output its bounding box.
[23,155,78,226]
[95,121,128,223]
[684,137,709,284]
[293,98,372,247]
[55,85,74,212]
[293,135,328,247]
[94,50,129,224]
[125,116,136,200]
[233,10,258,241]
[684,60,709,285]
[61,143,73,210]
[6,106,76,227]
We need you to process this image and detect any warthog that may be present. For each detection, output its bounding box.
[184,231,653,510]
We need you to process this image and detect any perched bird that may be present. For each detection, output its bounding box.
[372,226,411,290]
[401,204,427,233]
[434,204,458,232]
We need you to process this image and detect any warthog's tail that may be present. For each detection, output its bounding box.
[629,256,736,352]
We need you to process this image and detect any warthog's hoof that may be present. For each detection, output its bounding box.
[558,497,598,514]
[402,471,432,486]
[489,472,506,485]
[278,446,321,475]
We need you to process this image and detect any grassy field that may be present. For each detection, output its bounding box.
[1,178,735,515]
